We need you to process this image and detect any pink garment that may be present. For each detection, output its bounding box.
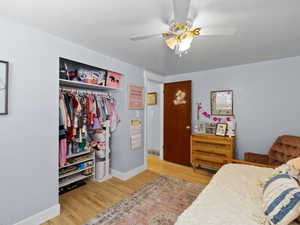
[108,99,114,116]
[110,99,120,132]
[59,139,67,167]
[106,99,113,116]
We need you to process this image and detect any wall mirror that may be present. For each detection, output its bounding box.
[211,90,233,116]
[0,61,8,115]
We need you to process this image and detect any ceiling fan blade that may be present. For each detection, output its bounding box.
[172,0,191,24]
[130,33,162,41]
[199,27,237,36]
[187,7,199,24]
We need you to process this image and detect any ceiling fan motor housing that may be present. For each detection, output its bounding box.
[169,21,192,34]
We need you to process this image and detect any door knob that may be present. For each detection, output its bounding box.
[186,126,191,130]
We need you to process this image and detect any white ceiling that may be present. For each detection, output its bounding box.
[0,0,300,75]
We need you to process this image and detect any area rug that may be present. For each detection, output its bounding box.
[84,175,205,225]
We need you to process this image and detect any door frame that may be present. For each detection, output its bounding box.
[144,71,165,163]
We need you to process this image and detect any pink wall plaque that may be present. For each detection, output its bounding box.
[128,84,144,109]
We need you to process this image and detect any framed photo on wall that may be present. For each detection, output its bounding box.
[211,90,233,116]
[147,92,157,105]
[0,61,8,115]
[215,123,228,136]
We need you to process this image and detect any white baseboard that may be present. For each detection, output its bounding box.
[159,153,164,160]
[112,164,147,181]
[14,204,60,225]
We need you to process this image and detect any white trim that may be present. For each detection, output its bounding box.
[145,71,165,82]
[112,164,147,181]
[14,204,60,225]
[144,71,165,161]
[160,83,164,160]
[143,71,149,167]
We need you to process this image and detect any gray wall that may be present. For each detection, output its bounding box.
[111,71,145,172]
[147,80,161,154]
[166,56,300,159]
[0,18,144,225]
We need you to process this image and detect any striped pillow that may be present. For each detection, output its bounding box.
[263,173,300,225]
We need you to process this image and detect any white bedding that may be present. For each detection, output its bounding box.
[175,164,299,225]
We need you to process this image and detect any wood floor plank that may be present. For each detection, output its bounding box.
[43,156,213,225]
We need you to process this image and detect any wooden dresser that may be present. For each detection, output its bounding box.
[191,134,235,170]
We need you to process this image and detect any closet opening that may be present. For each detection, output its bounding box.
[58,57,121,195]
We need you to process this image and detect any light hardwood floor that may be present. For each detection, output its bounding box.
[44,156,214,225]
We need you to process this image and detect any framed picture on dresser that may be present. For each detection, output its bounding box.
[215,123,228,136]
[0,61,8,115]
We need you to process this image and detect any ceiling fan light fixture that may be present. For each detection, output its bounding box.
[161,23,200,57]
[177,36,193,52]
[165,37,178,50]
[172,30,194,56]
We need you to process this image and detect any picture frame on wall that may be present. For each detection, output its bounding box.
[211,90,233,116]
[128,84,144,110]
[0,61,8,115]
[215,123,228,136]
[147,92,157,105]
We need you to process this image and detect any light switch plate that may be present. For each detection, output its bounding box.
[136,111,140,118]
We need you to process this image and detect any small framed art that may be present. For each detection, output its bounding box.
[211,90,233,116]
[215,123,228,136]
[0,61,8,115]
[147,92,157,105]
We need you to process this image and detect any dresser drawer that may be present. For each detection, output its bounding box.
[191,141,229,155]
[192,135,232,145]
[192,158,222,169]
[192,151,225,164]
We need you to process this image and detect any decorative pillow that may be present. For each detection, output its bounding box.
[263,173,300,225]
[274,158,300,181]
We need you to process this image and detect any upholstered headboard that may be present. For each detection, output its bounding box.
[268,135,300,166]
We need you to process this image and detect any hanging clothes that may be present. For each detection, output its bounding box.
[58,88,120,167]
[59,95,68,167]
[109,98,120,132]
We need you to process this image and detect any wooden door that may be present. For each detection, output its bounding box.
[164,81,192,166]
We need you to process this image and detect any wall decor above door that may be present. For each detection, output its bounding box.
[0,61,8,115]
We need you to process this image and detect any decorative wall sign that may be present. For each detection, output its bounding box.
[128,84,144,109]
[0,61,8,115]
[197,103,232,123]
[173,90,186,105]
[211,90,233,116]
[130,120,142,150]
[147,92,157,105]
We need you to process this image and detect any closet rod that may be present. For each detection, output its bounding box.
[59,87,111,96]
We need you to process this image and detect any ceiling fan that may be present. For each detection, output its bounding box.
[130,0,236,57]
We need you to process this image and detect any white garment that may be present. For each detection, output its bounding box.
[59,96,68,129]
